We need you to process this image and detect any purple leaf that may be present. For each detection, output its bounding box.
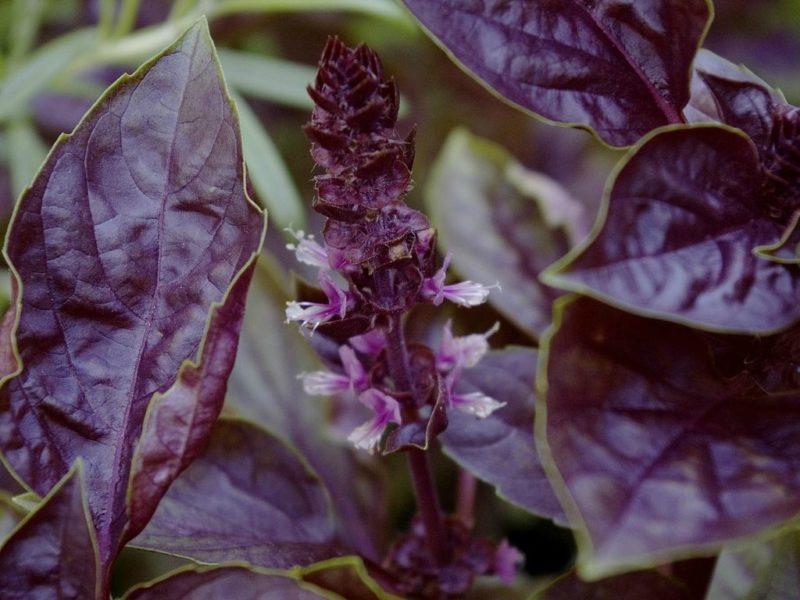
[533,569,690,599]
[401,0,710,146]
[0,462,100,600]
[0,19,264,567]
[226,255,387,559]
[126,263,256,540]
[539,297,800,577]
[706,532,800,600]
[426,129,581,339]
[124,565,328,599]
[685,49,782,153]
[132,418,338,569]
[441,348,566,524]
[542,126,800,333]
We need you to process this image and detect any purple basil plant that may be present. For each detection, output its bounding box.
[285,38,518,596]
[1,1,799,598]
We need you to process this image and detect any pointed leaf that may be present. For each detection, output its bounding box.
[538,297,800,577]
[124,564,328,600]
[133,419,338,569]
[0,462,100,600]
[706,532,800,600]
[426,129,580,339]
[0,19,265,566]
[441,348,566,524]
[542,126,799,333]
[226,255,387,559]
[127,264,256,540]
[401,0,710,146]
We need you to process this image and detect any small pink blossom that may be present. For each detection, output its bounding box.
[349,329,386,356]
[437,320,499,373]
[285,228,329,270]
[347,388,402,452]
[285,272,348,329]
[494,539,525,586]
[421,253,498,307]
[301,346,369,396]
[445,368,505,418]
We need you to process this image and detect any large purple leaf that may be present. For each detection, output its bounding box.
[401,0,711,146]
[0,463,100,599]
[132,418,338,569]
[538,296,800,577]
[124,565,328,600]
[441,348,566,524]
[126,263,256,540]
[426,129,582,339]
[0,19,265,566]
[225,254,387,559]
[542,126,800,333]
[706,533,800,600]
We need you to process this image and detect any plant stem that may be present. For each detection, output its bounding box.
[384,315,450,565]
[456,469,477,528]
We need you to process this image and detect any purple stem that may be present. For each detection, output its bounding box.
[384,315,450,565]
[456,469,477,528]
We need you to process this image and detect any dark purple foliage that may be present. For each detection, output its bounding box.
[442,349,566,524]
[540,297,800,575]
[401,0,711,146]
[132,419,338,569]
[0,465,98,599]
[0,20,264,596]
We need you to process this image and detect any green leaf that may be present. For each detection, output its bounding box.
[218,49,315,110]
[706,532,800,600]
[210,0,410,23]
[232,90,305,228]
[0,28,96,122]
[5,119,48,200]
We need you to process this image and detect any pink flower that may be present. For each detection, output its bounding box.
[285,272,348,329]
[302,346,369,396]
[436,320,499,373]
[421,253,498,307]
[494,539,525,586]
[285,228,330,270]
[348,329,386,356]
[447,378,506,418]
[347,388,402,452]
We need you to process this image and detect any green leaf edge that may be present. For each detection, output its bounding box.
[534,294,800,580]
[293,555,404,600]
[397,0,715,150]
[537,122,782,335]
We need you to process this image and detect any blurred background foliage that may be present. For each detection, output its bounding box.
[0,0,797,595]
